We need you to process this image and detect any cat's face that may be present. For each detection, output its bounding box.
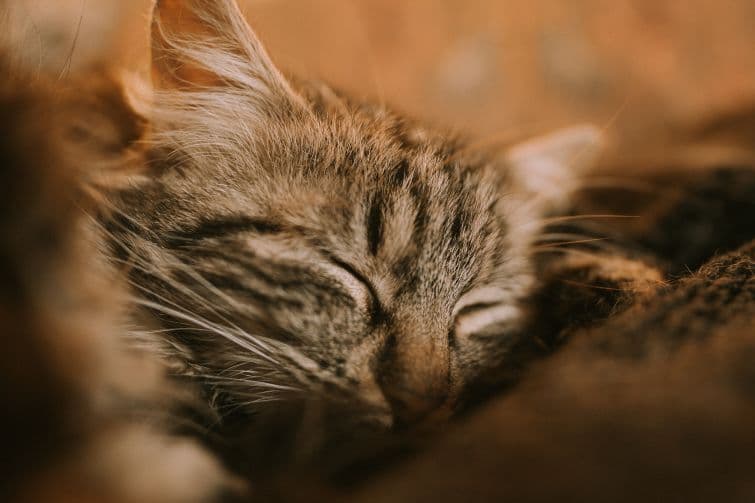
[111,0,599,429]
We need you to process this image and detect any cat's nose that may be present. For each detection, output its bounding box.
[377,327,452,428]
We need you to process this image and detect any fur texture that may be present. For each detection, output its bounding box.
[0,47,237,503]
[104,0,599,456]
[351,241,755,503]
[3,0,755,500]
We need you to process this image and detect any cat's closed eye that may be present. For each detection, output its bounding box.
[317,257,381,318]
[452,287,523,341]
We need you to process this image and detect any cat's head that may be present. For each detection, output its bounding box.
[111,0,600,430]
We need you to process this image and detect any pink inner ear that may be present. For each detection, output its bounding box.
[151,1,227,89]
[148,0,308,115]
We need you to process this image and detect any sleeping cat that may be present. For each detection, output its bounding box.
[103,0,601,451]
[4,0,755,500]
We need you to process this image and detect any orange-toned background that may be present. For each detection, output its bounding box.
[13,0,755,143]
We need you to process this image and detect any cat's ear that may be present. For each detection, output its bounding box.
[506,125,603,211]
[151,0,299,104]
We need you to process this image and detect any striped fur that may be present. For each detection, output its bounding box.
[103,0,599,444]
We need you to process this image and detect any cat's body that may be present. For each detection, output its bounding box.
[0,53,236,502]
[2,0,755,501]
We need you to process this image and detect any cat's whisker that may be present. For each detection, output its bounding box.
[531,247,617,260]
[533,237,610,250]
[97,212,273,358]
[99,207,265,322]
[132,296,280,367]
[131,327,215,335]
[86,205,161,243]
[215,397,284,416]
[535,214,641,226]
[172,260,250,315]
[216,360,252,377]
[558,278,635,292]
[536,232,607,243]
[197,374,299,393]
[111,253,250,338]
[208,343,322,397]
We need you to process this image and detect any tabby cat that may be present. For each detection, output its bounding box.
[104,0,601,454]
[4,0,755,500]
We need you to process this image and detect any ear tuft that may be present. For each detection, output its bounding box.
[507,124,603,211]
[150,0,296,102]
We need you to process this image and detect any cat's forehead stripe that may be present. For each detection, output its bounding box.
[163,214,283,247]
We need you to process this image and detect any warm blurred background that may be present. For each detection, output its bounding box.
[8,0,755,145]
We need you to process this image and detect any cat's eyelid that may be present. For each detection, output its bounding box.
[454,304,523,339]
[452,286,515,318]
[452,286,523,338]
[317,261,372,312]
[330,256,387,321]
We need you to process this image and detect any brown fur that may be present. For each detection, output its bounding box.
[0,52,237,502]
[3,1,755,501]
[351,242,755,503]
[100,1,600,474]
